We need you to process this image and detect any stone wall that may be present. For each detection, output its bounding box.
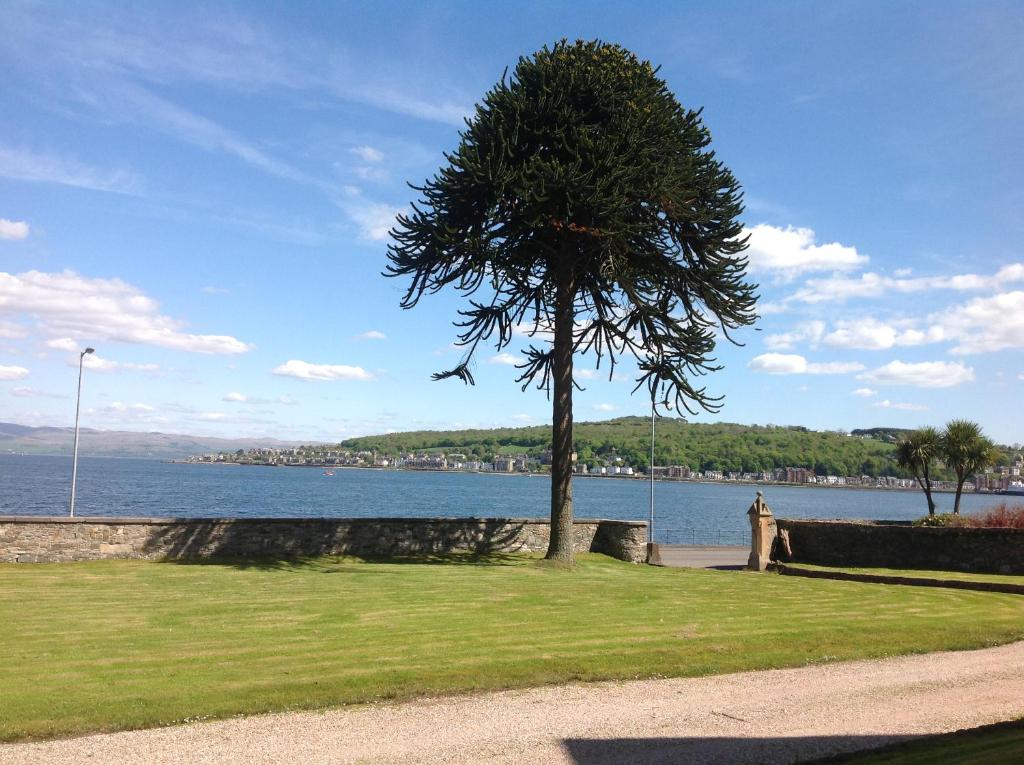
[0,516,648,564]
[776,519,1024,575]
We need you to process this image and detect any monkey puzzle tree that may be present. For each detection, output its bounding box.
[386,40,757,562]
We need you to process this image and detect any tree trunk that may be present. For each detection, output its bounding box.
[921,465,936,515]
[953,471,964,514]
[545,263,576,563]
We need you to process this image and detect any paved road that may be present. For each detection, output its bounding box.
[657,544,748,569]
[5,641,1024,764]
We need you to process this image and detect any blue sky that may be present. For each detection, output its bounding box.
[1,0,1021,444]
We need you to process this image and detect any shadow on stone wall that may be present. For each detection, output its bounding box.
[141,518,532,565]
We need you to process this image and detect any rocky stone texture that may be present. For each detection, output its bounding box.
[0,516,648,564]
[776,519,1024,575]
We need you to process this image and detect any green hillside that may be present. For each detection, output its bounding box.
[342,417,919,477]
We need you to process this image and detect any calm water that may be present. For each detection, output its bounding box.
[0,454,999,545]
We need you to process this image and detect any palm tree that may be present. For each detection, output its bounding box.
[895,427,940,515]
[940,420,997,514]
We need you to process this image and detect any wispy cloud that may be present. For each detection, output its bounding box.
[748,353,864,375]
[351,146,384,163]
[356,330,387,341]
[77,354,160,374]
[857,360,975,389]
[272,359,374,381]
[0,145,139,194]
[871,399,928,411]
[0,218,30,240]
[0,364,29,380]
[10,386,66,399]
[339,193,402,241]
[489,352,523,366]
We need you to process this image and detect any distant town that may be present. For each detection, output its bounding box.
[185,446,1024,495]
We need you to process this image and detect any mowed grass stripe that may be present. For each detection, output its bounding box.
[2,554,1023,741]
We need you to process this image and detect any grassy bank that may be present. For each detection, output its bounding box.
[2,554,1024,741]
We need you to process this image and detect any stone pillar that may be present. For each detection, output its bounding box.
[747,492,777,571]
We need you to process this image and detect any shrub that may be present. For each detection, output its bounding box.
[962,503,1024,529]
[913,513,962,527]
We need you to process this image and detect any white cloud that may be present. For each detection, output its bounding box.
[45,337,80,351]
[0,218,30,240]
[0,145,139,194]
[357,330,387,341]
[195,412,227,421]
[510,413,534,423]
[201,286,229,295]
[106,401,155,413]
[341,197,401,241]
[0,364,29,380]
[10,386,64,398]
[223,391,247,402]
[489,352,523,366]
[351,146,384,163]
[0,320,28,339]
[932,291,1024,354]
[593,403,616,412]
[0,270,252,354]
[823,318,944,351]
[789,263,1023,304]
[871,399,928,411]
[764,320,825,351]
[744,224,868,279]
[857,360,975,388]
[576,369,599,380]
[748,353,864,375]
[996,263,1024,281]
[852,387,877,397]
[272,359,374,381]
[278,394,298,406]
[78,354,160,374]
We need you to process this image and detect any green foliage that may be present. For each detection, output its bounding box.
[385,38,757,411]
[896,427,941,515]
[913,513,960,527]
[341,416,923,477]
[940,419,999,513]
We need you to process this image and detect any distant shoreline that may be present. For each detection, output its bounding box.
[167,460,980,495]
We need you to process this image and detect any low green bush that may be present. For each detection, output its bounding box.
[913,513,961,527]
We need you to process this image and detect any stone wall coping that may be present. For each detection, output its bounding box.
[0,515,646,527]
[778,518,1024,534]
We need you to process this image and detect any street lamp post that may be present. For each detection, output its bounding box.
[648,397,672,563]
[69,347,95,517]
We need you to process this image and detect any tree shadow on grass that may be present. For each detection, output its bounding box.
[562,733,917,764]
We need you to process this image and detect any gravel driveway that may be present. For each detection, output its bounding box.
[5,641,1024,764]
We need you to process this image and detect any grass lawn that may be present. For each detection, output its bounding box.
[2,554,1024,742]
[787,564,1024,586]
[820,719,1024,764]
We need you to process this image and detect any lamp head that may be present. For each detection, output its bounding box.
[83,347,95,355]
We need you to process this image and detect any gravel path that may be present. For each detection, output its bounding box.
[6,641,1024,764]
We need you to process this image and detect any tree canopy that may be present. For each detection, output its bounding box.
[386,40,757,561]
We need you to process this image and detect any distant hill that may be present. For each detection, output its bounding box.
[0,422,309,459]
[341,416,920,478]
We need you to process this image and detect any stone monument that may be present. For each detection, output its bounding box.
[747,491,777,571]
